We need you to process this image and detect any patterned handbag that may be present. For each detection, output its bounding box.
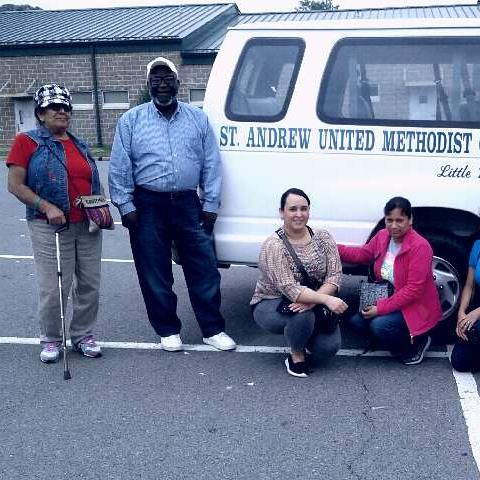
[358,280,393,312]
[76,194,115,232]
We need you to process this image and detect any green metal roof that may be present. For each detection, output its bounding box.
[189,3,480,53]
[1,2,479,55]
[0,3,236,46]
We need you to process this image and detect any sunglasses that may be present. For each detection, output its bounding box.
[46,103,72,113]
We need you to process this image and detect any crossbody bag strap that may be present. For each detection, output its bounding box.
[275,227,316,289]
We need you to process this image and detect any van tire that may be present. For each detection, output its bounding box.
[422,231,466,340]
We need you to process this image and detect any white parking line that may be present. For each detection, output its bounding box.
[447,345,480,473]
[0,254,134,263]
[0,255,250,266]
[0,335,450,356]
[452,369,480,472]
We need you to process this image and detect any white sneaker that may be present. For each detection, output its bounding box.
[161,334,183,352]
[203,332,236,351]
[40,342,61,363]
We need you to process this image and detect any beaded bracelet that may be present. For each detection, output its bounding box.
[34,196,42,212]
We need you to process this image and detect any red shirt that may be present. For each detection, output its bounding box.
[7,133,92,222]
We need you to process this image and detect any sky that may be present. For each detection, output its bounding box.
[3,0,475,12]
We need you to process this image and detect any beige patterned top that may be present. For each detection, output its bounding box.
[250,227,342,305]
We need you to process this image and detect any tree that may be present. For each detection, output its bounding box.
[0,4,42,10]
[296,0,338,11]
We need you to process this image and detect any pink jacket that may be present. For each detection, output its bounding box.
[338,228,441,338]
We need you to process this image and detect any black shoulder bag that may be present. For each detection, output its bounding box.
[275,227,339,334]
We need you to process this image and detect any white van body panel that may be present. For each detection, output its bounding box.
[204,21,480,266]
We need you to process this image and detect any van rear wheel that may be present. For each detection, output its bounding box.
[432,256,460,322]
[423,232,467,339]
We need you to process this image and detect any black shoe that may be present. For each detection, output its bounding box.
[400,335,431,365]
[284,355,308,378]
[304,353,315,373]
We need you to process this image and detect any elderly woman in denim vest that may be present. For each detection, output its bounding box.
[7,84,103,363]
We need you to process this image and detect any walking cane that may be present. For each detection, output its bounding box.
[55,223,71,380]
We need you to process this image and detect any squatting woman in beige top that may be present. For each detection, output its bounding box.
[250,188,347,378]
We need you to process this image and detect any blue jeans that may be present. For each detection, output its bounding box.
[349,311,411,353]
[129,188,224,338]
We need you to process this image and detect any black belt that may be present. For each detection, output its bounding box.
[136,187,196,199]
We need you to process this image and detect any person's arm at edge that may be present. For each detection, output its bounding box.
[458,267,475,319]
[456,267,477,340]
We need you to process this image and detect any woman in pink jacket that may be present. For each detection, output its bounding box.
[338,197,441,365]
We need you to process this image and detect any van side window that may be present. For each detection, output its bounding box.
[318,37,480,127]
[226,38,305,122]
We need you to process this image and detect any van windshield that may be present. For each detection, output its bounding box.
[226,38,305,122]
[318,37,480,127]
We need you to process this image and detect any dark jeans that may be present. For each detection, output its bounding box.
[451,326,480,373]
[349,311,411,353]
[129,188,225,338]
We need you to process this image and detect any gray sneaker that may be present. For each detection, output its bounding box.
[40,342,61,363]
[73,336,102,358]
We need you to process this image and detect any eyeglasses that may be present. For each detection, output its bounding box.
[149,75,176,87]
[47,103,72,113]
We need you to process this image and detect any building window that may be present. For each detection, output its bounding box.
[71,91,93,111]
[189,88,206,108]
[102,91,129,109]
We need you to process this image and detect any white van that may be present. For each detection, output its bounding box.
[203,18,480,322]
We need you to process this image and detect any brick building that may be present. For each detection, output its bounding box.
[0,3,238,148]
[0,3,478,150]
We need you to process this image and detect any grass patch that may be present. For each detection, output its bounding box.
[1,145,111,161]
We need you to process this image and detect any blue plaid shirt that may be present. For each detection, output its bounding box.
[109,101,222,216]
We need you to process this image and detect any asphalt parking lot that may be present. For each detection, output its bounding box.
[1,162,479,480]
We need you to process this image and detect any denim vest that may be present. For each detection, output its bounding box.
[24,126,101,220]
